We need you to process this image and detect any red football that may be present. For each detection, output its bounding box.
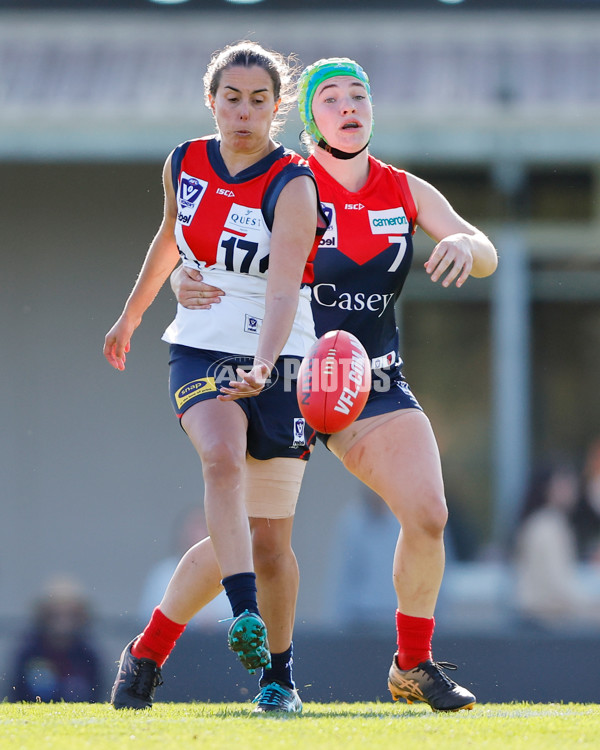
[297,330,371,434]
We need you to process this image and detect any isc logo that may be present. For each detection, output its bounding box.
[216,188,235,197]
[345,203,364,210]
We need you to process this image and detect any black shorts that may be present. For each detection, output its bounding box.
[317,361,422,446]
[168,344,315,461]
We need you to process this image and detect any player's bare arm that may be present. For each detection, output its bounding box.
[103,155,180,370]
[407,173,498,287]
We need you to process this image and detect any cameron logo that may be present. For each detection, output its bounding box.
[369,207,408,235]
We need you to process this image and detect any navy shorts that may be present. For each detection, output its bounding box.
[317,361,422,446]
[168,344,316,461]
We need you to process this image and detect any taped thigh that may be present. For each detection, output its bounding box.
[245,455,306,519]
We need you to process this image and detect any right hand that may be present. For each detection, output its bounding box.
[170,265,225,309]
[217,362,271,401]
[103,314,138,371]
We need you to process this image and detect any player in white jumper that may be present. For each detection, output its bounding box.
[103,41,325,711]
[172,57,498,712]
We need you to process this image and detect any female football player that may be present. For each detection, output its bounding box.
[171,57,498,712]
[103,40,326,710]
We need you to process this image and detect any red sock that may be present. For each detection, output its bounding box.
[395,610,435,671]
[131,607,186,667]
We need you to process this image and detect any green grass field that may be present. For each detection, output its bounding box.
[1,702,599,750]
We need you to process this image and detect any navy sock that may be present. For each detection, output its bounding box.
[221,572,259,617]
[260,643,294,689]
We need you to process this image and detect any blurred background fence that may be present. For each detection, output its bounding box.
[1,0,600,703]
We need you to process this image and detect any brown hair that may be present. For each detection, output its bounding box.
[204,40,298,136]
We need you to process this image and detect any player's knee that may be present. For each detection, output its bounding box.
[402,490,447,539]
[251,524,292,575]
[253,545,289,579]
[200,443,245,487]
[420,493,448,538]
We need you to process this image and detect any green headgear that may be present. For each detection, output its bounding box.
[298,57,372,145]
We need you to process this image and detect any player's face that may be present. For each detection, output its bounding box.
[311,75,372,151]
[210,65,280,153]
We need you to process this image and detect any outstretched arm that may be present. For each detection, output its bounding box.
[407,173,498,288]
[104,155,180,371]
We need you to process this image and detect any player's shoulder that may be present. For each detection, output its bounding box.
[369,154,409,183]
[169,136,212,165]
[279,145,312,170]
[172,135,213,153]
[270,148,317,190]
[168,137,214,187]
[401,170,443,207]
[367,156,417,218]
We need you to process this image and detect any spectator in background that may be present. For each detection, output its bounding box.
[138,506,230,629]
[572,437,600,563]
[325,486,399,628]
[513,459,590,626]
[8,576,103,702]
[325,486,457,628]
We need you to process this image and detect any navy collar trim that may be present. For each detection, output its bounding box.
[207,137,285,183]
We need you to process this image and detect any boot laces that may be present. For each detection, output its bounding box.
[131,660,163,698]
[253,682,292,709]
[421,660,458,688]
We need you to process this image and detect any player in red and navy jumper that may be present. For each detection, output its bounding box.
[308,154,422,421]
[300,58,497,711]
[171,57,498,712]
[104,42,326,713]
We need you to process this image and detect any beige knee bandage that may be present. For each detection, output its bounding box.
[245,455,307,519]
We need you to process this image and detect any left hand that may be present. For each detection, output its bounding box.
[424,233,474,288]
[217,362,271,401]
[171,265,225,309]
